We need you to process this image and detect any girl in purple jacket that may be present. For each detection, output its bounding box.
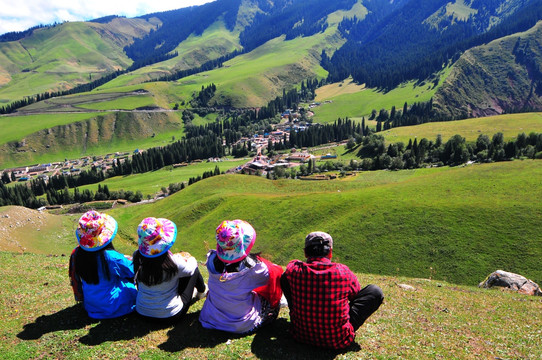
[199,220,280,334]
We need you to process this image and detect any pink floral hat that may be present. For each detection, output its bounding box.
[137,217,177,258]
[76,210,118,251]
[215,219,256,264]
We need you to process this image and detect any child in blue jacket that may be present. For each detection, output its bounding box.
[69,210,137,319]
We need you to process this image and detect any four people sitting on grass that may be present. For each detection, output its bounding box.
[70,211,383,349]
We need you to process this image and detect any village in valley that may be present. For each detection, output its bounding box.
[1,101,350,200]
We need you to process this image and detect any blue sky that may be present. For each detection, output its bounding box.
[0,0,216,35]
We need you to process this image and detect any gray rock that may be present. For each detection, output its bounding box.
[397,283,416,291]
[479,270,542,296]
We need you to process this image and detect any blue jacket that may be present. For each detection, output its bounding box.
[80,249,137,319]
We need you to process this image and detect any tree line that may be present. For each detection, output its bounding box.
[125,0,241,62]
[239,0,356,52]
[264,131,542,180]
[0,163,223,209]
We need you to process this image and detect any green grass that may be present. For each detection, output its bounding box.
[75,95,156,111]
[139,3,363,109]
[381,112,542,143]
[6,160,540,286]
[313,70,451,124]
[0,113,101,145]
[0,20,155,104]
[1,251,540,359]
[100,20,243,90]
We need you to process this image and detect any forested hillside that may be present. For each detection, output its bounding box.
[2,0,542,153]
[434,19,542,118]
[323,0,542,89]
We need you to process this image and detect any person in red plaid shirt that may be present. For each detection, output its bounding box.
[280,231,384,349]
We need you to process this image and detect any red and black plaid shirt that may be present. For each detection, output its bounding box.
[283,256,361,349]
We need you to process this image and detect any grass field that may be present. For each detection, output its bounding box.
[312,69,452,124]
[0,251,540,359]
[74,159,248,198]
[0,113,101,145]
[0,21,144,103]
[381,112,542,143]
[4,160,540,286]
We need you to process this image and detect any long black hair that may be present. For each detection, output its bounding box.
[74,242,115,284]
[133,251,178,286]
[213,253,261,273]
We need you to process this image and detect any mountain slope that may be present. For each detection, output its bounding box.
[324,0,541,89]
[434,20,542,118]
[0,18,156,104]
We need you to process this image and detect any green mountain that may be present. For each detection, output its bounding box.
[1,0,542,165]
[434,20,542,118]
[0,18,157,104]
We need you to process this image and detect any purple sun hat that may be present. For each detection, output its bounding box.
[215,219,256,264]
[137,217,177,258]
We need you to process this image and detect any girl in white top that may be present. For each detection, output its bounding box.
[133,217,207,322]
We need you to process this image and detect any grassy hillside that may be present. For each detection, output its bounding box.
[100,20,243,89]
[0,111,183,168]
[74,159,248,198]
[5,160,538,286]
[1,251,540,359]
[434,21,542,119]
[107,160,542,287]
[0,19,156,105]
[129,1,368,109]
[381,112,542,144]
[313,68,451,124]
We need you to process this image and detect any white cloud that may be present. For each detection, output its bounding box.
[0,0,216,35]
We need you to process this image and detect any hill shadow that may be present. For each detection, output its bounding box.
[17,304,96,340]
[251,318,361,360]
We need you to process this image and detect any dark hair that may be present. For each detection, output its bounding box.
[213,253,260,273]
[74,242,115,284]
[134,251,178,286]
[304,243,331,258]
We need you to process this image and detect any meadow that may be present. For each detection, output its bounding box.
[0,113,101,145]
[1,156,541,359]
[381,112,542,143]
[312,69,451,124]
[0,21,141,103]
[0,251,540,359]
[74,159,248,198]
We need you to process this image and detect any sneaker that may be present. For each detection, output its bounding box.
[279,294,288,308]
[192,284,209,302]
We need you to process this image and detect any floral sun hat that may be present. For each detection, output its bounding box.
[76,210,118,251]
[137,217,177,258]
[215,219,256,264]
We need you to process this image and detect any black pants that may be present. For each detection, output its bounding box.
[349,284,384,331]
[177,267,206,308]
